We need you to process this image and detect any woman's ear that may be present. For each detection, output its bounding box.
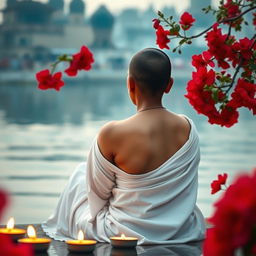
[127,76,135,92]
[127,75,136,105]
[164,77,173,94]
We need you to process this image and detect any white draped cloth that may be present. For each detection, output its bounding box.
[42,117,205,245]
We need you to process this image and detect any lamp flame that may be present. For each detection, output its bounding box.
[121,233,126,239]
[77,230,84,241]
[27,225,37,239]
[7,217,15,230]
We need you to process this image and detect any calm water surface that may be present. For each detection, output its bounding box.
[0,77,255,224]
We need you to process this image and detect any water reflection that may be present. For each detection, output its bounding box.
[51,241,202,256]
[0,81,129,125]
[0,81,254,126]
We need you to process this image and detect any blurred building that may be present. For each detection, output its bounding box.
[0,0,95,68]
[113,6,158,50]
[90,5,115,49]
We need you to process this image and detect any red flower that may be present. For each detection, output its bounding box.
[211,180,222,194]
[156,25,170,49]
[185,66,239,127]
[206,24,236,69]
[65,46,94,76]
[36,69,64,91]
[205,168,256,255]
[185,67,217,117]
[218,173,228,185]
[224,0,241,18]
[0,190,8,220]
[222,0,243,29]
[203,228,233,256]
[192,51,215,69]
[232,37,255,66]
[179,12,195,30]
[208,105,239,128]
[152,19,160,29]
[0,234,33,256]
[211,173,228,194]
[229,78,256,114]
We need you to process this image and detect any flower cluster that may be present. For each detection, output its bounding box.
[152,11,196,51]
[36,46,94,91]
[222,0,243,30]
[204,168,256,256]
[153,0,256,127]
[211,173,228,194]
[179,12,195,31]
[0,190,33,256]
[36,70,64,91]
[65,46,94,77]
[185,24,256,126]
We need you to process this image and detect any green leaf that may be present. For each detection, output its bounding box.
[179,38,186,45]
[174,24,180,32]
[211,88,219,103]
[158,11,164,18]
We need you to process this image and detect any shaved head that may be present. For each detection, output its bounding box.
[129,48,171,95]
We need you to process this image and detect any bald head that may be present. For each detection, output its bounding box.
[129,48,172,95]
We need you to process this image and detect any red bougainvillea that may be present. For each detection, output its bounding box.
[36,69,64,91]
[191,51,215,69]
[230,78,256,114]
[65,46,94,77]
[179,12,195,30]
[0,234,33,256]
[211,173,228,194]
[152,18,160,29]
[153,0,256,127]
[0,190,33,256]
[204,168,256,256]
[35,45,94,91]
[155,25,170,49]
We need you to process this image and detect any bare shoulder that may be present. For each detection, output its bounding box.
[177,114,191,129]
[97,120,124,163]
[170,112,191,139]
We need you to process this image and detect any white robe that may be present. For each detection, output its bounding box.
[42,117,205,245]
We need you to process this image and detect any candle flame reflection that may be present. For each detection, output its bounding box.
[7,217,14,230]
[27,225,37,239]
[77,230,84,241]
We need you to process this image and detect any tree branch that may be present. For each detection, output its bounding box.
[177,6,256,40]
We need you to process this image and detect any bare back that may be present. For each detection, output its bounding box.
[98,109,191,175]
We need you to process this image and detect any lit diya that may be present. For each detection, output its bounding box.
[18,225,51,252]
[110,233,138,248]
[66,230,97,253]
[0,217,26,240]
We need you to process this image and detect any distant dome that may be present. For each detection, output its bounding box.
[48,0,64,11]
[90,5,114,29]
[70,0,85,14]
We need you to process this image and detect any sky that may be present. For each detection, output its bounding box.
[0,0,190,20]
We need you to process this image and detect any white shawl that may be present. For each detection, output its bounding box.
[42,117,205,245]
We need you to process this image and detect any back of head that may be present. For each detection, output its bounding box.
[129,48,171,96]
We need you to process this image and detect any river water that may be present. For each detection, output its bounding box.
[0,77,255,224]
